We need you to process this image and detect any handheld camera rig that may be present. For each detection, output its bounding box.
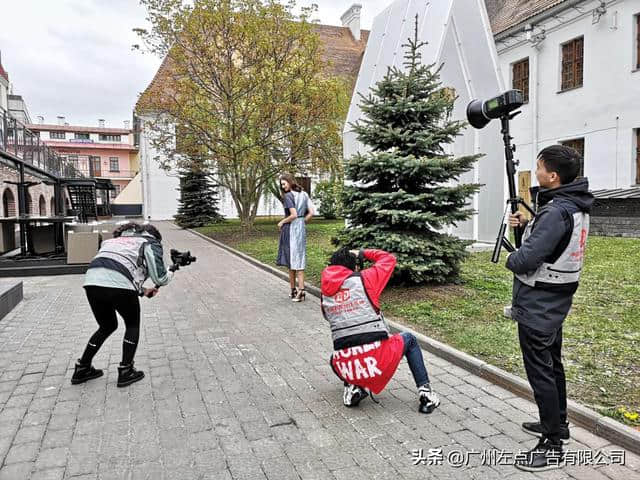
[169,249,197,272]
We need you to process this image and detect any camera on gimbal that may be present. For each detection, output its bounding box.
[169,249,197,272]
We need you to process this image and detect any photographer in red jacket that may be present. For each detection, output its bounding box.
[321,247,440,413]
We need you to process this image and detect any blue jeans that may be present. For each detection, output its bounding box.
[401,332,430,388]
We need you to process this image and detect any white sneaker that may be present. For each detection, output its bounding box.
[418,385,440,414]
[343,384,368,407]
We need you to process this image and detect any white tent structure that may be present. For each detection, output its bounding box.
[344,0,507,243]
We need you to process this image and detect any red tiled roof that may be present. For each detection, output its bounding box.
[136,23,369,113]
[313,24,369,80]
[485,0,568,35]
[42,140,138,151]
[27,124,131,134]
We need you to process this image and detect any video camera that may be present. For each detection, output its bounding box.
[169,249,197,272]
[466,89,534,263]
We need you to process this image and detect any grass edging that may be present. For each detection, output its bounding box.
[185,225,640,456]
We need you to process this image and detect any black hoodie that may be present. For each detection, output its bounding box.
[506,178,594,333]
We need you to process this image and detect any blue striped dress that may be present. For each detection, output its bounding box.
[276,191,309,270]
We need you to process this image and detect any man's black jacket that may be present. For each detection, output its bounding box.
[506,178,594,333]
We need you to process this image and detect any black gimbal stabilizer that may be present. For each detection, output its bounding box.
[467,90,536,263]
[141,249,197,297]
[169,249,197,272]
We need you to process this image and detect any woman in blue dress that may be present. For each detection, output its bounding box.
[276,174,314,302]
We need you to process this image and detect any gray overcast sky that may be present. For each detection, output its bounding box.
[0,0,390,129]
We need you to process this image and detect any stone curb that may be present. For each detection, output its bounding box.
[184,225,640,456]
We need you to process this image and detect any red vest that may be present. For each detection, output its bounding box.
[330,334,405,394]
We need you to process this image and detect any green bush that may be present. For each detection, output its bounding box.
[314,180,344,219]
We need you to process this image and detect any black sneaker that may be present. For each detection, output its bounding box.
[515,437,565,472]
[117,363,145,387]
[343,384,368,407]
[522,421,570,444]
[71,361,103,385]
[418,385,440,414]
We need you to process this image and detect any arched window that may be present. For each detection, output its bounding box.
[25,192,33,215]
[2,189,15,217]
[39,195,46,216]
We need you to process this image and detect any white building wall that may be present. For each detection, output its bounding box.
[496,0,640,190]
[138,115,287,220]
[139,115,181,220]
[217,185,282,219]
[0,81,7,113]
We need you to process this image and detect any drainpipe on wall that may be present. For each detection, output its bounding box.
[531,47,539,171]
[615,115,619,188]
[140,119,151,219]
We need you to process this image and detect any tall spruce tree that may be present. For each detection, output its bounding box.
[336,18,481,285]
[174,165,223,228]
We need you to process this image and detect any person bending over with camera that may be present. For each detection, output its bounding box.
[321,247,440,413]
[72,222,171,387]
[506,145,593,472]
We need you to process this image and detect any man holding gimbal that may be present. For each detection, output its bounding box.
[72,222,174,387]
[505,146,593,472]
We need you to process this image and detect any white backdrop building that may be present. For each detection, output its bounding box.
[491,0,640,190]
[344,0,507,243]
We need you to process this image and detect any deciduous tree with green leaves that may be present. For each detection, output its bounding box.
[135,0,349,231]
[335,20,481,285]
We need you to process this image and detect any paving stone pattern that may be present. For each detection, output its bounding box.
[0,222,638,479]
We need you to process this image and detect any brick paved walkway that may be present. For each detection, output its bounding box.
[0,222,638,480]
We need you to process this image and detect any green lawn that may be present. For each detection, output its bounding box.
[196,217,640,427]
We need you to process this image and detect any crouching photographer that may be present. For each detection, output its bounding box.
[322,247,440,413]
[72,222,194,387]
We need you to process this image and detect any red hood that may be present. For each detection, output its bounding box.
[321,265,354,296]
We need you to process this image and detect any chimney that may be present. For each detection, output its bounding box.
[341,4,362,41]
[124,120,130,129]
[37,115,44,124]
[98,119,105,128]
[57,115,65,126]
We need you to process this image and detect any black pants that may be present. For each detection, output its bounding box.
[80,286,141,366]
[518,323,567,443]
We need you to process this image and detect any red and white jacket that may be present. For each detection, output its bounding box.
[321,249,405,394]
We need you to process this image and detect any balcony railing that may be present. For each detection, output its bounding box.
[58,156,138,179]
[0,110,82,179]
[101,170,138,178]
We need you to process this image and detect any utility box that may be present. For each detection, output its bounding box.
[67,232,99,264]
[0,222,16,254]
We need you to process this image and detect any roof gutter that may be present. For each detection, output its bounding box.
[494,0,586,41]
